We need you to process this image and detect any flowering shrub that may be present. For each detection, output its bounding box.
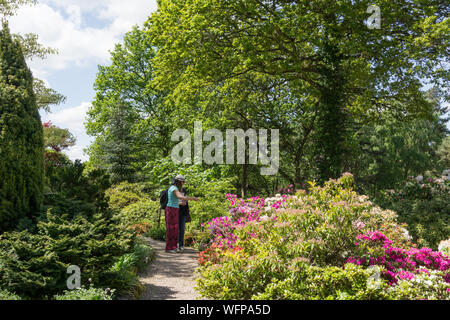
[195,174,440,300]
[345,231,449,289]
[387,270,450,300]
[200,194,267,250]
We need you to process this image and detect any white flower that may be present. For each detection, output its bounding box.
[438,239,450,255]
[416,175,423,183]
[400,227,412,241]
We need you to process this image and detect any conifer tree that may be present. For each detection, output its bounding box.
[99,102,137,184]
[0,21,44,232]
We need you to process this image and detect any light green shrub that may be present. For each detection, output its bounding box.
[53,287,114,300]
[117,199,160,227]
[0,289,22,300]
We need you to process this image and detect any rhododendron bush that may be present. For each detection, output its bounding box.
[195,174,450,300]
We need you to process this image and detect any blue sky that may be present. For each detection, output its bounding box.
[9,0,158,161]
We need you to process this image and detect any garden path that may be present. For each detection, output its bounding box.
[138,237,201,300]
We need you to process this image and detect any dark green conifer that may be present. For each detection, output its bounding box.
[0,21,44,232]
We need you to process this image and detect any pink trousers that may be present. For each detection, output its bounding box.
[164,206,179,251]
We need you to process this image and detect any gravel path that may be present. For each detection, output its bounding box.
[138,237,201,300]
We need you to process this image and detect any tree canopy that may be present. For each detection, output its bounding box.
[148,0,449,181]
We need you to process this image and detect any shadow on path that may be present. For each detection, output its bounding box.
[138,237,201,300]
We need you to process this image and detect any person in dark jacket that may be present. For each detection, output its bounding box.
[178,186,190,252]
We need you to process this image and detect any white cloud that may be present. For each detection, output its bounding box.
[43,102,91,133]
[65,144,89,162]
[9,0,157,72]
[9,1,158,162]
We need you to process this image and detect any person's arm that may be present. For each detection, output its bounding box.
[174,189,198,201]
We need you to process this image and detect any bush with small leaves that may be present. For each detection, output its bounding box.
[53,286,114,300]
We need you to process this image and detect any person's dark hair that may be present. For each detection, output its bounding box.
[174,179,183,191]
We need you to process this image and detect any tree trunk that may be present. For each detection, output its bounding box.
[241,162,247,198]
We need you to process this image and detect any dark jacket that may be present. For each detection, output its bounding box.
[179,187,190,217]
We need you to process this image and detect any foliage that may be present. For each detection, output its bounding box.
[0,0,36,17]
[105,240,153,298]
[144,157,236,199]
[118,199,159,227]
[53,286,114,300]
[194,174,442,300]
[0,288,21,300]
[43,121,76,153]
[374,176,450,248]
[439,239,450,256]
[86,25,171,171]
[437,136,450,169]
[146,224,166,241]
[43,158,111,221]
[149,0,449,182]
[252,264,391,300]
[1,1,65,112]
[0,209,134,299]
[0,21,44,233]
[97,102,139,184]
[353,91,449,191]
[33,78,66,112]
[387,270,450,300]
[105,181,148,211]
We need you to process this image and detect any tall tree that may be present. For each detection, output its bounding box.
[0,21,44,231]
[86,26,171,170]
[98,102,138,184]
[149,0,449,182]
[42,121,76,167]
[349,87,449,190]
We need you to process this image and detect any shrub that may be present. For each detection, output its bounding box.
[106,182,146,211]
[53,286,114,300]
[104,241,153,298]
[188,199,229,231]
[195,174,443,300]
[117,199,160,228]
[345,231,449,286]
[101,239,153,298]
[253,264,390,300]
[0,209,134,299]
[387,270,450,300]
[44,159,111,215]
[0,230,66,299]
[0,289,22,300]
[146,224,166,241]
